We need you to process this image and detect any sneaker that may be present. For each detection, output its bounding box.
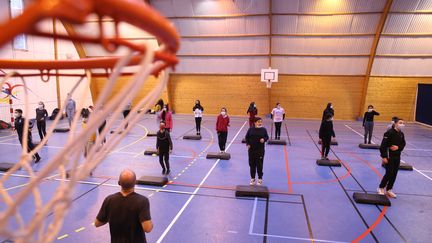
[386,190,397,198]
[257,179,263,186]
[162,169,166,175]
[250,178,256,185]
[165,169,170,175]
[35,157,41,163]
[324,156,329,160]
[321,156,325,160]
[377,188,385,195]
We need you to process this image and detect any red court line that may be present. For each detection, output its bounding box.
[283,145,293,193]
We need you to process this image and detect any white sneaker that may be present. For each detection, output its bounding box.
[386,190,397,198]
[257,179,263,186]
[250,179,256,185]
[377,188,385,195]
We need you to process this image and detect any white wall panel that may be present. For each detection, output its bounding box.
[272,0,386,13]
[174,56,268,74]
[272,36,373,54]
[383,14,432,33]
[391,0,432,11]
[272,14,380,34]
[151,0,269,16]
[178,37,269,54]
[172,16,269,36]
[272,56,368,75]
[377,37,432,54]
[371,57,432,76]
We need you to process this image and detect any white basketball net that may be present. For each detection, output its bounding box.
[0,42,170,242]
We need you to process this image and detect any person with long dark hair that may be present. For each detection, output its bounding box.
[319,113,336,160]
[193,100,204,135]
[156,121,173,175]
[247,102,258,127]
[362,105,380,144]
[271,102,285,140]
[35,101,48,141]
[216,107,230,153]
[245,117,269,185]
[161,104,173,132]
[322,102,334,121]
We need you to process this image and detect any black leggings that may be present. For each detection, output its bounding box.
[123,110,130,128]
[195,117,202,133]
[274,122,282,139]
[19,136,41,160]
[249,149,264,179]
[218,132,227,151]
[37,120,46,140]
[321,136,331,157]
[159,151,170,170]
[363,121,374,144]
[379,157,400,190]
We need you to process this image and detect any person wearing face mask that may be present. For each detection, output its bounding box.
[161,104,173,132]
[322,103,334,121]
[192,100,204,135]
[319,113,336,160]
[271,102,285,140]
[216,108,230,153]
[362,105,380,144]
[13,109,41,163]
[247,102,258,127]
[387,116,399,131]
[245,117,269,185]
[378,117,406,198]
[156,121,173,175]
[65,93,76,127]
[35,101,48,141]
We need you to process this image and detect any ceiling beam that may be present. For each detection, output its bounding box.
[358,0,393,118]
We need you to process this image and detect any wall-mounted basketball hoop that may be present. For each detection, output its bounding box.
[261,67,278,89]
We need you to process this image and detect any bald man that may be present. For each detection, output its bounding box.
[95,169,153,243]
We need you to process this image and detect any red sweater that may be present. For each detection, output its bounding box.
[216,115,230,132]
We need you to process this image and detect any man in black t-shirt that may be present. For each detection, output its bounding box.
[95,169,153,243]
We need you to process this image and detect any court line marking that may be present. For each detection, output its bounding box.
[248,197,348,243]
[156,121,247,243]
[344,124,432,182]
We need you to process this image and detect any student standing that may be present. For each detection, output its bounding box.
[247,102,258,127]
[161,104,173,132]
[362,105,380,144]
[319,113,336,160]
[216,108,230,153]
[35,101,48,141]
[245,117,269,185]
[156,121,173,175]
[378,117,406,198]
[193,100,204,135]
[65,93,76,127]
[123,101,132,129]
[271,103,285,140]
[14,109,41,163]
[322,103,334,121]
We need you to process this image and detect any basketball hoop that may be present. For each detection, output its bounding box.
[266,80,272,88]
[261,68,278,89]
[0,1,179,242]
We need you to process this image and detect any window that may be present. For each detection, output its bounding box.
[10,0,28,50]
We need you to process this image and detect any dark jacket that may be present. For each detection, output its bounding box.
[192,104,204,112]
[245,127,269,151]
[156,130,173,152]
[380,128,406,159]
[363,110,380,125]
[36,108,48,122]
[14,117,34,142]
[322,108,334,121]
[319,120,335,139]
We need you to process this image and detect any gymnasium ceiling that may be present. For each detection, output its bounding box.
[66,0,432,76]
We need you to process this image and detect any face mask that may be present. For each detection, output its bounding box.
[277,105,281,109]
[38,105,43,109]
[397,124,405,130]
[195,102,199,104]
[221,111,226,116]
[14,113,20,118]
[330,106,333,109]
[256,124,262,128]
[163,108,167,111]
[368,109,373,112]
[253,105,256,108]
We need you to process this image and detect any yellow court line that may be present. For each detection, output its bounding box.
[75,227,85,233]
[57,234,69,240]
[111,124,149,153]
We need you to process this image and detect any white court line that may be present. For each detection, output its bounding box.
[248,195,348,243]
[344,124,432,182]
[156,121,247,243]
[418,170,432,173]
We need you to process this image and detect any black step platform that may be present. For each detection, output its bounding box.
[53,128,70,133]
[147,132,157,137]
[359,143,380,149]
[353,192,391,206]
[318,139,338,145]
[235,185,269,198]
[206,152,231,160]
[136,176,168,186]
[316,159,341,167]
[144,149,158,156]
[381,163,413,171]
[268,139,287,145]
[183,135,202,140]
[0,163,16,172]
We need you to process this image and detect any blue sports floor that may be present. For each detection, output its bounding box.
[0,114,431,242]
